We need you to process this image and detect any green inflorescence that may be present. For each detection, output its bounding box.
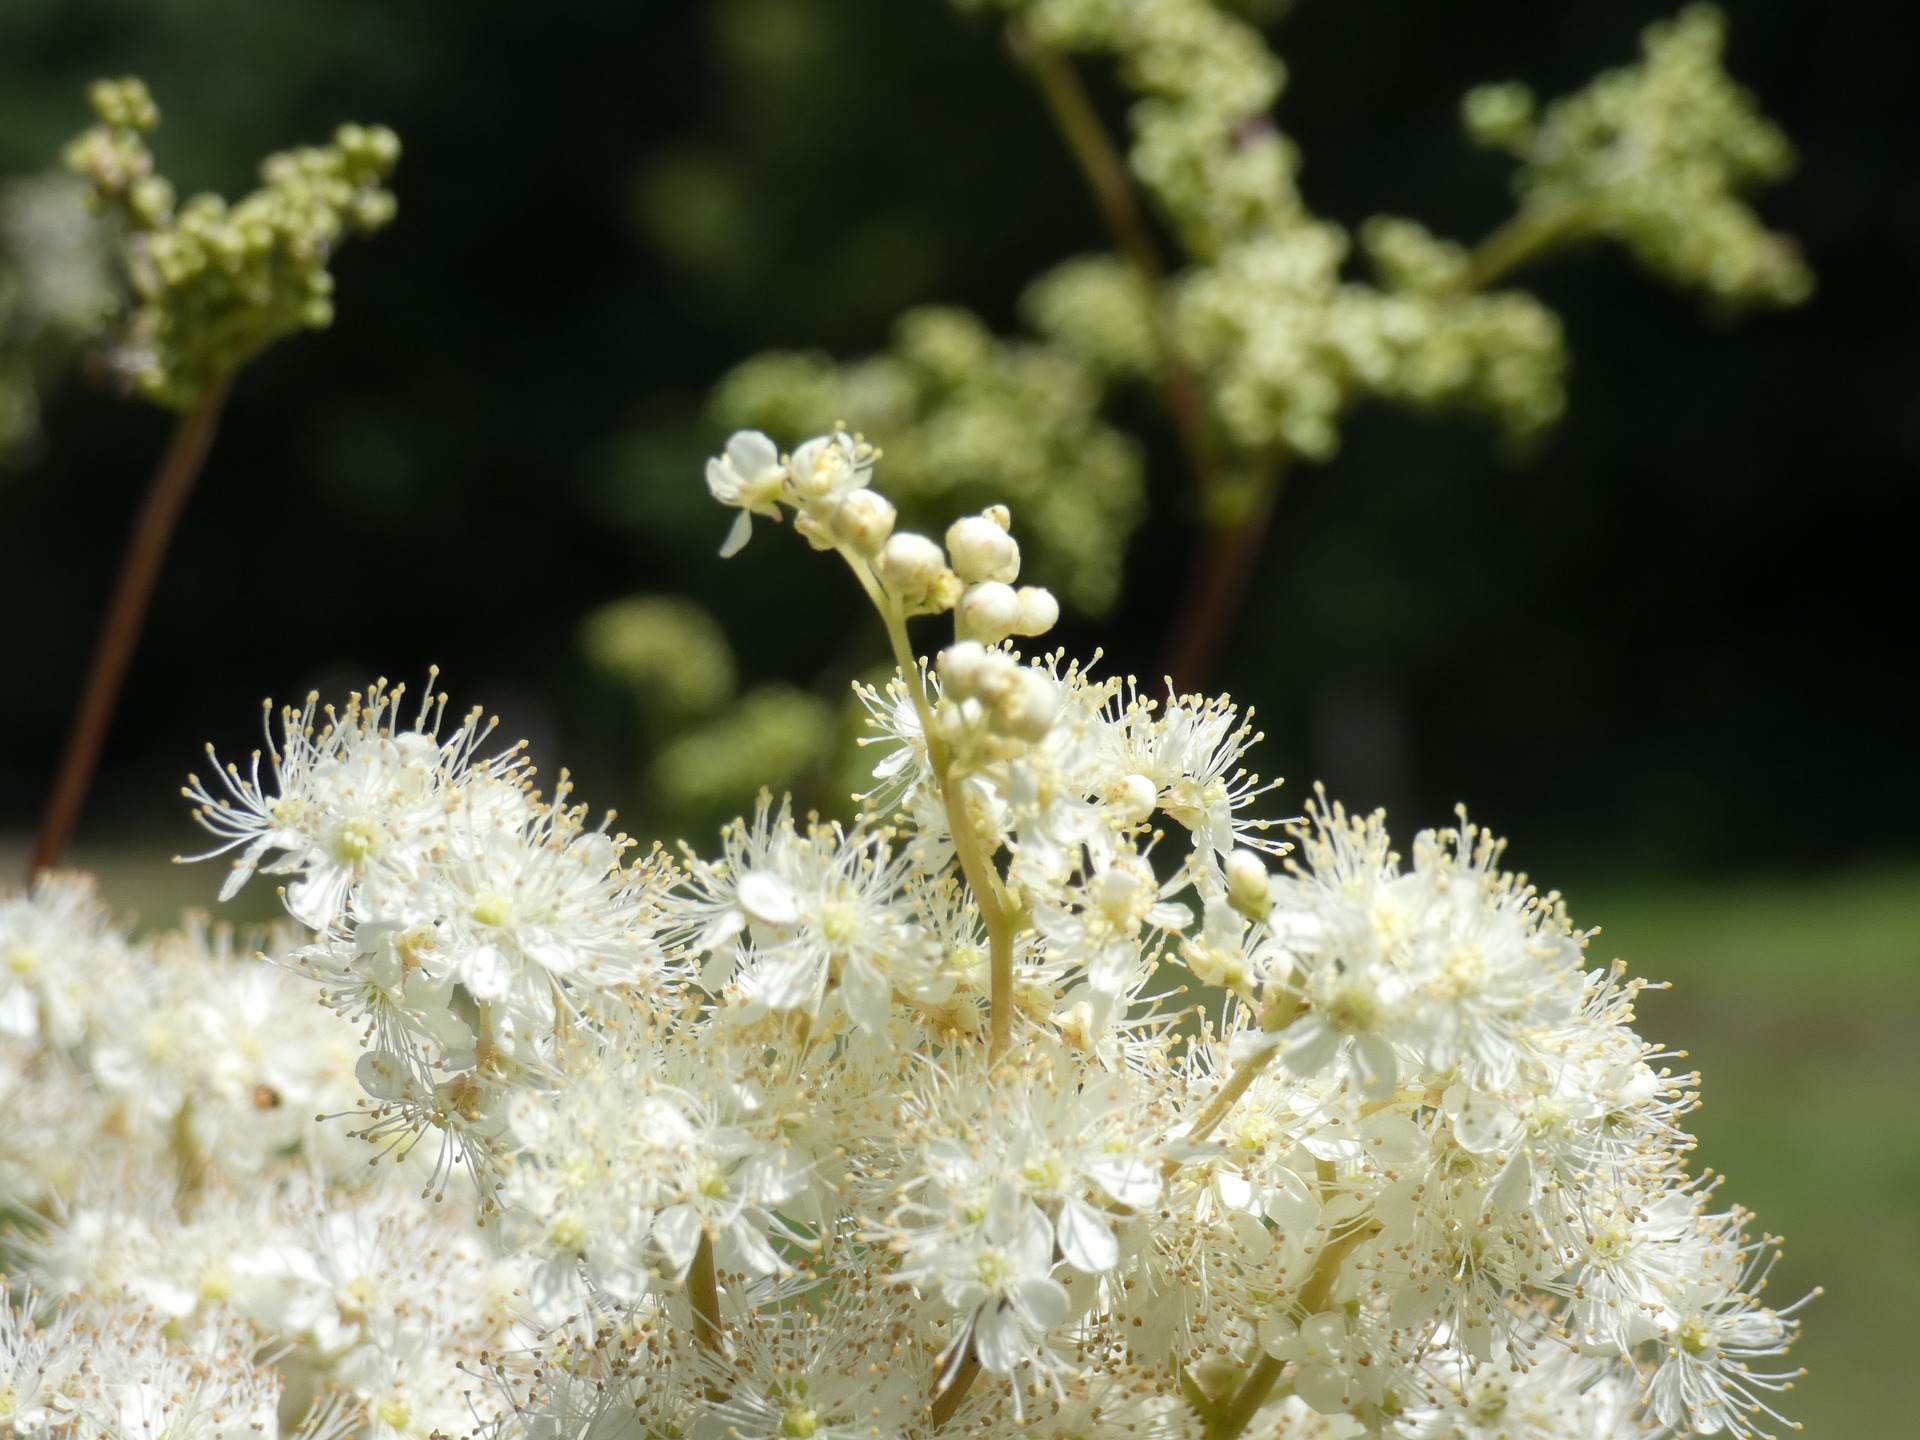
[1464,4,1812,310]
[62,77,400,410]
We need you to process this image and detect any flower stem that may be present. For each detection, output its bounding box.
[1182,1046,1276,1150]
[1008,23,1222,506]
[1198,1218,1378,1440]
[1163,449,1288,694]
[1458,202,1584,294]
[689,1230,724,1352]
[863,570,1019,1059]
[1204,1354,1287,1440]
[928,1345,982,1429]
[29,371,232,879]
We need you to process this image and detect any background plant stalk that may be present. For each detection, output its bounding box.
[29,371,231,879]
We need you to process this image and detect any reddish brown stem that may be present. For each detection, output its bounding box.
[29,372,231,879]
[929,1345,982,1430]
[1163,461,1287,694]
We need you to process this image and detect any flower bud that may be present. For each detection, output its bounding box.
[957,582,1020,644]
[1225,850,1272,919]
[937,641,991,697]
[1110,773,1158,825]
[1011,585,1059,637]
[945,514,1021,585]
[877,532,946,596]
[829,488,896,556]
[990,669,1059,743]
[925,569,965,614]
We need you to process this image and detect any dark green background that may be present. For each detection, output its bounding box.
[1,0,1912,880]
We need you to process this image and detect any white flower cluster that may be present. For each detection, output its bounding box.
[0,878,516,1440]
[2,433,1808,1440]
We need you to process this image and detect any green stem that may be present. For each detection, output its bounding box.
[30,371,232,879]
[1458,202,1585,293]
[857,554,1020,1059]
[1197,1217,1380,1440]
[689,1230,724,1353]
[1204,1356,1288,1440]
[1183,1047,1275,1151]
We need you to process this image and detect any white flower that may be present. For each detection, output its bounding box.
[706,429,788,557]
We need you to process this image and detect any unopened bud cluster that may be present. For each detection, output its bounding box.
[61,77,399,407]
[708,426,1062,645]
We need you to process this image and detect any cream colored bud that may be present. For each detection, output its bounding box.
[945,515,1021,585]
[1111,773,1158,825]
[925,569,965,614]
[1010,585,1059,637]
[937,641,991,697]
[983,504,1011,531]
[991,669,1059,743]
[957,582,1020,644]
[877,532,946,596]
[1225,850,1272,919]
[793,512,837,552]
[830,488,895,555]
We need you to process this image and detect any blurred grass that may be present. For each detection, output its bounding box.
[1588,865,1920,1439]
[7,832,1913,1434]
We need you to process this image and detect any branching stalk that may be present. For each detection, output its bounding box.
[1204,1355,1287,1440]
[1164,198,1576,691]
[1182,1046,1276,1151]
[1200,1218,1379,1440]
[30,371,232,879]
[1458,202,1586,294]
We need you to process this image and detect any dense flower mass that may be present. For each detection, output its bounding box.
[2,425,1808,1440]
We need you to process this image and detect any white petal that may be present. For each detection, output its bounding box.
[1055,1195,1119,1274]
[1010,1275,1071,1331]
[751,948,824,1012]
[1353,1031,1399,1101]
[355,1049,414,1102]
[651,1204,702,1273]
[971,1303,1026,1374]
[726,429,779,475]
[1357,1112,1427,1167]
[1281,1016,1339,1076]
[1260,1166,1320,1231]
[737,870,799,926]
[462,943,512,999]
[1084,1153,1161,1209]
[1295,1363,1351,1416]
[718,508,754,558]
